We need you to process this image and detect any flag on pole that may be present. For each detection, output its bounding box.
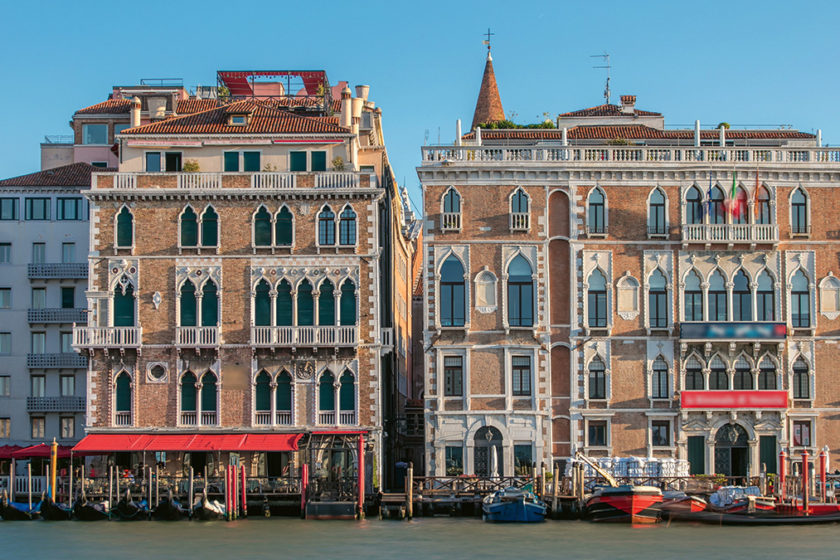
[706,173,713,219]
[754,168,760,220]
[729,170,744,219]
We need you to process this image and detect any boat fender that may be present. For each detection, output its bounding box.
[263,497,270,518]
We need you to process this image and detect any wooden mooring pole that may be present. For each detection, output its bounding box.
[406,462,414,519]
[188,466,194,517]
[552,466,559,515]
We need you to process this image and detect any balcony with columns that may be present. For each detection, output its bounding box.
[95,171,377,191]
[73,326,142,351]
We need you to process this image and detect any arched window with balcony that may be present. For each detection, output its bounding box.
[115,371,131,423]
[113,277,135,327]
[756,186,771,225]
[442,187,461,230]
[254,279,271,326]
[732,186,749,225]
[254,206,272,247]
[684,356,704,390]
[733,270,752,321]
[201,206,218,247]
[507,255,533,327]
[255,370,271,419]
[275,206,293,247]
[791,188,808,234]
[297,279,314,326]
[648,188,666,235]
[757,270,775,321]
[319,279,335,326]
[793,358,810,399]
[587,188,606,234]
[708,270,727,321]
[587,269,608,328]
[339,205,356,246]
[276,279,293,326]
[648,269,668,328]
[340,280,357,326]
[318,205,336,246]
[202,279,219,327]
[180,371,197,424]
[339,370,355,424]
[791,270,811,328]
[180,206,198,247]
[318,370,335,423]
[758,357,777,390]
[116,206,133,248]
[180,279,197,326]
[709,186,726,224]
[276,370,292,424]
[651,356,669,399]
[733,356,753,390]
[709,355,728,390]
[588,356,606,400]
[440,256,465,327]
[200,371,217,425]
[684,270,703,321]
[686,186,703,225]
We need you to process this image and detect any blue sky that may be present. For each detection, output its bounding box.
[1,0,838,211]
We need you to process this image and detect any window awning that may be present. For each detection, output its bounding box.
[73,433,303,454]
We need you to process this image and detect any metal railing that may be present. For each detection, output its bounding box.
[510,212,530,231]
[73,326,142,348]
[27,263,87,279]
[26,353,87,368]
[251,325,357,347]
[43,135,73,144]
[682,223,778,243]
[27,308,87,323]
[176,326,219,347]
[26,396,85,412]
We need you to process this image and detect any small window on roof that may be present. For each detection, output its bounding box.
[230,115,247,125]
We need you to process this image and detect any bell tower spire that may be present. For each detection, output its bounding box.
[471,29,505,130]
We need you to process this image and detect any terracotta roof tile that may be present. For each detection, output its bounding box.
[559,104,662,117]
[472,54,505,129]
[0,163,112,188]
[75,98,132,115]
[121,100,349,135]
[176,98,220,114]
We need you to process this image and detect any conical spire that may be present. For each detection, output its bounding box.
[471,50,505,130]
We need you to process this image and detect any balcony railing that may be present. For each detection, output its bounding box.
[73,326,142,349]
[276,411,292,425]
[682,224,778,244]
[26,396,85,412]
[28,308,87,323]
[381,327,394,353]
[180,411,197,426]
[510,212,530,231]
[114,411,132,426]
[421,145,840,165]
[251,326,357,348]
[97,171,375,191]
[255,410,293,426]
[251,173,296,189]
[339,411,356,425]
[27,353,87,368]
[440,212,461,231]
[647,225,668,236]
[255,411,272,426]
[314,172,360,189]
[318,412,335,425]
[201,411,217,425]
[27,263,87,279]
[176,326,220,347]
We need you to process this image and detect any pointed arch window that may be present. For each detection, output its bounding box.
[684,270,703,321]
[648,269,668,328]
[733,356,753,390]
[792,358,810,399]
[340,280,357,326]
[318,206,336,246]
[339,370,355,422]
[686,187,703,225]
[588,356,606,400]
[254,279,271,326]
[180,280,197,327]
[588,188,606,234]
[510,188,529,230]
[318,370,335,417]
[276,370,292,420]
[276,279,293,326]
[757,271,775,321]
[733,270,752,321]
[275,206,293,247]
[116,207,133,248]
[684,357,704,390]
[201,206,218,247]
[507,255,534,327]
[115,371,131,414]
[587,269,608,328]
[255,370,271,412]
[181,371,197,413]
[442,188,461,230]
[440,256,465,327]
[756,186,771,225]
[709,186,726,224]
[708,270,727,321]
[758,358,777,390]
[732,187,749,225]
[791,270,811,328]
[180,206,198,247]
[709,355,728,390]
[791,188,808,234]
[113,278,135,327]
[319,279,335,326]
[254,206,272,247]
[648,188,666,235]
[297,279,314,326]
[200,372,217,424]
[651,356,669,399]
[339,206,356,246]
[202,280,219,327]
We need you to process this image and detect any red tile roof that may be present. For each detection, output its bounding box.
[176,98,220,114]
[75,98,132,115]
[0,163,112,188]
[559,104,662,117]
[472,54,505,129]
[463,125,815,141]
[121,100,349,135]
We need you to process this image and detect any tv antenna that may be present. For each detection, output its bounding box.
[591,52,611,105]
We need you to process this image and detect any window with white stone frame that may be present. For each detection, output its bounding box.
[441,187,461,231]
[650,420,671,447]
[647,269,669,329]
[650,356,669,399]
[586,418,609,448]
[473,268,497,313]
[586,187,607,236]
[647,187,668,236]
[819,273,840,319]
[790,187,809,236]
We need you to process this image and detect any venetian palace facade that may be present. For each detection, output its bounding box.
[417,50,840,478]
[72,70,418,496]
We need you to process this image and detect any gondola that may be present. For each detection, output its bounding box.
[73,497,110,521]
[1,490,41,520]
[152,490,189,521]
[114,490,150,521]
[191,491,225,521]
[482,487,547,522]
[40,493,73,521]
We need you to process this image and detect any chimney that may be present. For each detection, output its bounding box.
[817,129,822,147]
[475,126,482,146]
[620,95,636,114]
[561,127,568,146]
[340,87,352,129]
[694,120,701,147]
[455,119,462,146]
[130,97,141,128]
[719,125,726,147]
[355,85,370,102]
[351,97,363,136]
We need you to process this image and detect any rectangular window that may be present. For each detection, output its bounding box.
[0,418,9,438]
[0,376,9,397]
[793,421,811,447]
[57,198,83,220]
[32,242,45,264]
[311,151,327,172]
[290,151,307,172]
[223,151,240,172]
[163,152,181,172]
[31,288,46,309]
[114,123,130,136]
[145,152,162,172]
[82,124,108,144]
[0,288,10,309]
[651,420,671,447]
[62,243,75,263]
[31,375,45,397]
[243,151,260,172]
[0,333,9,354]
[588,420,607,447]
[513,444,533,476]
[31,332,46,354]
[60,417,75,439]
[445,446,463,476]
[60,374,75,397]
[0,198,18,220]
[91,162,108,168]
[31,417,45,439]
[25,198,50,220]
[443,356,463,397]
[0,243,9,263]
[61,287,75,309]
[511,356,531,396]
[230,115,246,125]
[60,332,73,353]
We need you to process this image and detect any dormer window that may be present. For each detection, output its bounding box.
[229,114,247,126]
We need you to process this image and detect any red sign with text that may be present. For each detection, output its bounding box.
[681,390,788,409]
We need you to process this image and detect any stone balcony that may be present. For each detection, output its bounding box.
[27,263,87,279]
[176,326,220,348]
[28,308,87,324]
[251,325,357,349]
[95,171,377,191]
[73,326,142,350]
[681,223,778,245]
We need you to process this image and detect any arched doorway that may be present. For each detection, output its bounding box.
[474,426,503,477]
[714,423,749,481]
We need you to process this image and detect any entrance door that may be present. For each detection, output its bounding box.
[687,436,705,475]
[714,424,749,482]
[473,426,503,477]
[759,435,777,474]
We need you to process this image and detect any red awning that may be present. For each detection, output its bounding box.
[0,445,22,459]
[74,433,303,454]
[11,443,74,459]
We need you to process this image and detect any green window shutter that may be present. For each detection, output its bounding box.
[224,152,240,172]
[116,208,133,247]
[254,281,271,326]
[276,375,292,410]
[61,287,75,309]
[311,151,327,171]
[201,376,216,411]
[319,374,335,411]
[115,374,131,412]
[275,208,293,246]
[297,281,314,326]
[201,207,218,247]
[113,284,135,327]
[759,436,777,474]
[243,152,260,172]
[339,373,354,410]
[687,436,705,475]
[181,374,196,411]
[180,207,198,247]
[255,372,271,411]
[201,281,218,327]
[254,207,271,246]
[319,281,335,325]
[180,281,197,327]
[340,282,356,325]
[290,151,306,172]
[276,281,292,326]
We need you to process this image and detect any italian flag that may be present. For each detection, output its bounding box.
[729,171,745,219]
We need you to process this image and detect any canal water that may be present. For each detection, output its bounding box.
[1,518,838,559]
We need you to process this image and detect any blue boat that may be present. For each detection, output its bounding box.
[482,487,547,523]
[1,490,41,520]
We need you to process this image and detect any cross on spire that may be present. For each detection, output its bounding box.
[483,28,495,52]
